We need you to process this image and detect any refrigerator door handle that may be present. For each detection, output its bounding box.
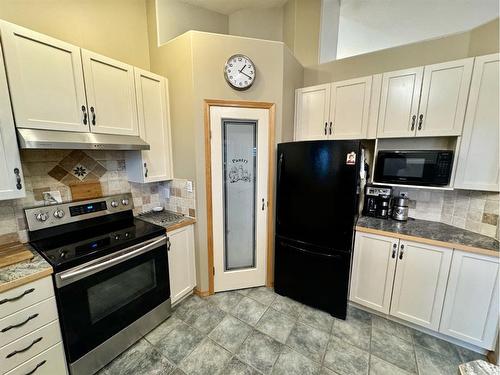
[277,153,284,186]
[281,241,343,259]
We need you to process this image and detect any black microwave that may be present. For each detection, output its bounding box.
[374,150,454,186]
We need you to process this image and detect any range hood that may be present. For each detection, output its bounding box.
[17,129,150,150]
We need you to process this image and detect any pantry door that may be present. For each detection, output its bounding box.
[210,106,270,292]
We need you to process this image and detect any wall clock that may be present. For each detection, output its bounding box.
[224,54,256,90]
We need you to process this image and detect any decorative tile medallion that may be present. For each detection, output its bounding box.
[48,150,107,186]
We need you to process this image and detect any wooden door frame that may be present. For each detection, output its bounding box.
[204,99,275,295]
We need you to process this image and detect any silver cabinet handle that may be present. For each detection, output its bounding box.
[418,114,423,130]
[14,168,22,190]
[144,162,148,178]
[391,243,397,259]
[167,238,171,251]
[329,122,332,135]
[324,122,327,135]
[0,288,35,305]
[411,114,416,131]
[261,198,265,210]
[57,235,166,287]
[399,244,405,260]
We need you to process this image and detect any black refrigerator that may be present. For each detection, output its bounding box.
[274,140,362,320]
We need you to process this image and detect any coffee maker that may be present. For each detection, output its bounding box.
[362,184,393,219]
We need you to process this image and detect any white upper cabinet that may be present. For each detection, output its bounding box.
[0,42,25,200]
[454,54,499,192]
[439,250,499,350]
[329,76,372,139]
[350,232,398,314]
[81,50,139,136]
[377,67,424,138]
[390,240,452,331]
[417,58,473,137]
[377,58,473,138]
[0,21,88,132]
[294,84,331,140]
[126,69,173,183]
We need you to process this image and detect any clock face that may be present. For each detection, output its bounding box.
[224,54,256,90]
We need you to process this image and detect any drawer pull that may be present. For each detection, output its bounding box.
[24,360,46,375]
[6,337,43,358]
[1,313,39,333]
[0,288,35,305]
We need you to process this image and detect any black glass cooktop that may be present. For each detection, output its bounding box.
[29,213,165,272]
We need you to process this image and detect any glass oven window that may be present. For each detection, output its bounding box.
[87,260,157,324]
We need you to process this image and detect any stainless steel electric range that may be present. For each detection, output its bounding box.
[25,193,171,375]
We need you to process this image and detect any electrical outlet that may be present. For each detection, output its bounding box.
[186,180,193,193]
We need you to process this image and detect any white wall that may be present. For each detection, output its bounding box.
[228,7,284,41]
[334,0,499,59]
[319,0,340,63]
[156,0,228,45]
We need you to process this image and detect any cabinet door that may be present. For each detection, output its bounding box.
[454,54,499,191]
[81,50,139,136]
[294,84,330,140]
[0,21,88,132]
[390,240,452,330]
[329,76,372,139]
[168,225,196,305]
[0,42,25,200]
[377,67,424,138]
[440,251,498,350]
[417,58,473,137]
[350,232,398,314]
[127,69,173,183]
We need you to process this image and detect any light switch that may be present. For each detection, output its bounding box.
[186,180,193,193]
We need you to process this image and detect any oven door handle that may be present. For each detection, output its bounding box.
[56,235,167,288]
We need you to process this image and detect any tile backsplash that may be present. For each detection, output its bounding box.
[0,150,195,242]
[392,187,500,239]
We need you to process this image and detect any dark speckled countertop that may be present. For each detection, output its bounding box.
[356,216,499,256]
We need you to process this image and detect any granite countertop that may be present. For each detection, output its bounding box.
[356,216,499,256]
[0,249,53,293]
[459,360,500,375]
[136,210,196,231]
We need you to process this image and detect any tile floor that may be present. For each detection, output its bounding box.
[99,287,485,375]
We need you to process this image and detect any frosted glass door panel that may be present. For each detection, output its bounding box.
[223,120,257,270]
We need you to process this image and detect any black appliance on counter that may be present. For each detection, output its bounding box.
[274,140,362,319]
[25,194,171,375]
[374,150,453,186]
[362,184,393,219]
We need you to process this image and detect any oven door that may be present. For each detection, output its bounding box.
[374,151,452,186]
[55,235,170,364]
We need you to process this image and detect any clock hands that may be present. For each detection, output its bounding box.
[238,64,252,80]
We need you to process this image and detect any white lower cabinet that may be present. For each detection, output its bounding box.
[439,251,499,350]
[350,232,398,314]
[0,276,67,375]
[351,231,499,349]
[168,225,196,305]
[389,240,452,331]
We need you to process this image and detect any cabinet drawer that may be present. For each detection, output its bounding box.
[5,342,67,375]
[0,320,62,374]
[0,278,54,319]
[0,297,58,348]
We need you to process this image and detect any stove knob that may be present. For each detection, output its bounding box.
[35,212,48,222]
[124,232,130,238]
[53,209,65,219]
[59,249,68,259]
[121,198,129,206]
[110,200,119,208]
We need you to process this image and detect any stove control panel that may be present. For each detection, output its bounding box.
[25,193,134,231]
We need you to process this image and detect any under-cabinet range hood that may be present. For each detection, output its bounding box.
[17,128,150,150]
